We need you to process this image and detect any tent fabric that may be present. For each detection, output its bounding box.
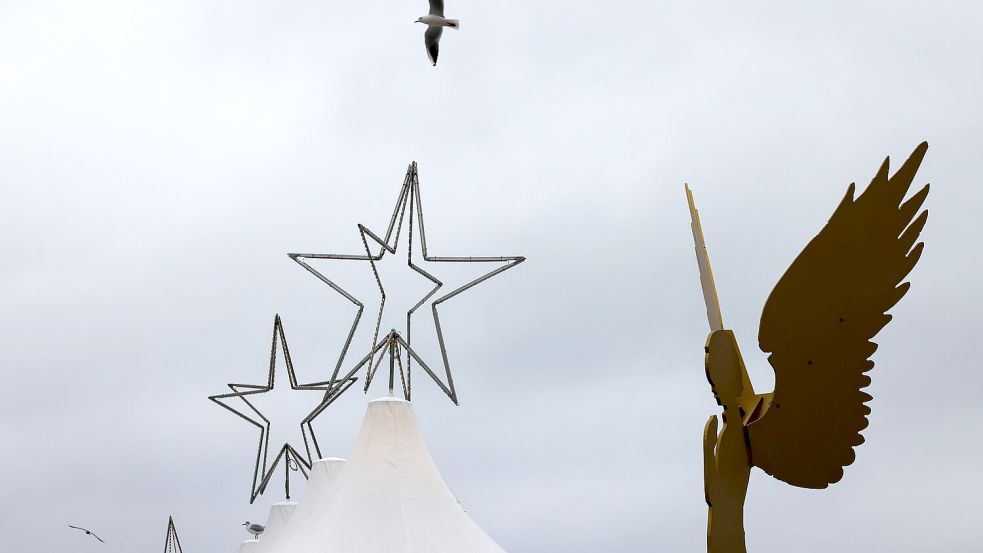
[250,500,297,552]
[253,458,347,553]
[269,501,299,534]
[265,396,508,553]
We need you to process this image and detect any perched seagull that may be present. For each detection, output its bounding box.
[69,525,105,543]
[415,0,459,66]
[243,521,265,538]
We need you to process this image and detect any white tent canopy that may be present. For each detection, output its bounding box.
[242,457,346,553]
[240,500,298,553]
[260,396,507,553]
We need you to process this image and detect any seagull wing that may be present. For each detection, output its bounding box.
[92,532,106,543]
[429,0,444,17]
[69,525,83,530]
[747,142,929,489]
[425,26,443,66]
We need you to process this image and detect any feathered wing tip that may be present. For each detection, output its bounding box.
[424,26,442,66]
[831,141,930,222]
[890,141,929,198]
[829,141,930,294]
[858,141,929,210]
[864,141,930,284]
[445,19,460,29]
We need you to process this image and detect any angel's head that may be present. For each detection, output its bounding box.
[705,330,744,407]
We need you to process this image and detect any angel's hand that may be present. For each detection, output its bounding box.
[704,415,719,504]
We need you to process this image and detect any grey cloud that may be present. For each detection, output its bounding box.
[1,1,981,552]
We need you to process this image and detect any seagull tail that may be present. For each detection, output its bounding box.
[445,19,460,29]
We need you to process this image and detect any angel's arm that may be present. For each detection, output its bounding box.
[703,415,718,505]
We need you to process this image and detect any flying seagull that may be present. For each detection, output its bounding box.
[415,0,459,66]
[69,525,106,543]
[243,521,265,538]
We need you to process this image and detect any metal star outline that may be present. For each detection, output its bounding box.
[289,161,524,405]
[208,314,356,503]
[164,516,183,553]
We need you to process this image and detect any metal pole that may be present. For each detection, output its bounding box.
[388,334,396,394]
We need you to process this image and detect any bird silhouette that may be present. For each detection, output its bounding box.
[686,142,930,553]
[415,0,459,66]
[69,525,106,543]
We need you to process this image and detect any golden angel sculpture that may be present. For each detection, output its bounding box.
[686,142,930,553]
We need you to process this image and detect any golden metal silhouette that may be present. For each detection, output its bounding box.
[687,142,930,553]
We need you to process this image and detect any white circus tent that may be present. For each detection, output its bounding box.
[240,500,297,553]
[253,396,507,553]
[242,457,347,553]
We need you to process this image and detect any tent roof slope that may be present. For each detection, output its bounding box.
[254,458,348,553]
[267,396,507,553]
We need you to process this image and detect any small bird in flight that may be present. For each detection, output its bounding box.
[415,0,459,66]
[69,525,106,543]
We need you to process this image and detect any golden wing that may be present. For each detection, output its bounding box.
[746,142,930,489]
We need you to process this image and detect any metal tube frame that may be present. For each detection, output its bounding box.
[289,162,525,405]
[208,314,356,503]
[210,161,523,505]
[164,516,183,553]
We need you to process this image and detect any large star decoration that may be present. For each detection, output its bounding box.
[289,161,524,405]
[209,314,355,503]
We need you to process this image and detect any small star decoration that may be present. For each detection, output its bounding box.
[209,314,355,503]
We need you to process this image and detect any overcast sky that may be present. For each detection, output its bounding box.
[1,1,981,551]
